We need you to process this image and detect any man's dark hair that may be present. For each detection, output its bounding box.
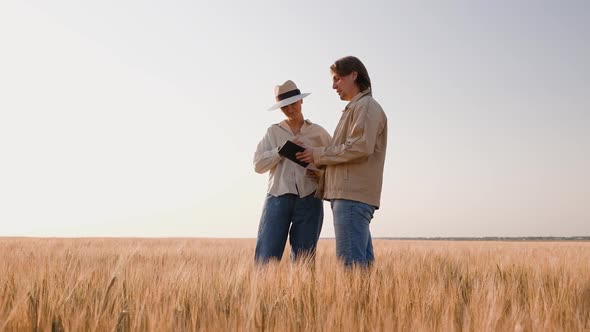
[330,56,372,91]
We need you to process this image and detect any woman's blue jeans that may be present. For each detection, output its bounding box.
[255,192,323,263]
[331,199,375,268]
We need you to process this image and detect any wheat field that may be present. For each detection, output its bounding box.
[0,238,589,331]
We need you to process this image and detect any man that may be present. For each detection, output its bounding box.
[253,80,331,264]
[297,56,387,267]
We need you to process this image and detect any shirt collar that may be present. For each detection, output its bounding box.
[278,119,312,132]
[344,88,372,111]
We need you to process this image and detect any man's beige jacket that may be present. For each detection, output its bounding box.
[313,89,387,208]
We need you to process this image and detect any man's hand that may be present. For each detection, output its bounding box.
[306,169,319,182]
[296,148,315,164]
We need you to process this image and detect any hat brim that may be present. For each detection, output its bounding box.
[267,93,310,111]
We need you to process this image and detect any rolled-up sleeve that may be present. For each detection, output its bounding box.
[253,128,283,174]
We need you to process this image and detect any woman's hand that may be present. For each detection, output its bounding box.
[293,138,305,147]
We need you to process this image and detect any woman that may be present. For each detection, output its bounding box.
[253,80,331,263]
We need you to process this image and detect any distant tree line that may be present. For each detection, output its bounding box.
[380,236,590,241]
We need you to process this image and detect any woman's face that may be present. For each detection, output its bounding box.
[280,99,303,120]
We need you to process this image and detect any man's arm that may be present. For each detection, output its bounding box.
[301,104,384,166]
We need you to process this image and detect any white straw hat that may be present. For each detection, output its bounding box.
[267,80,310,111]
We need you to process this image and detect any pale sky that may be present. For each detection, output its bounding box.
[1,1,589,238]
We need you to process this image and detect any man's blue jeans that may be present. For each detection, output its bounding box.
[331,199,375,267]
[255,192,323,263]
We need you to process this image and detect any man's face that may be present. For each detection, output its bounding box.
[280,99,302,119]
[332,71,358,101]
